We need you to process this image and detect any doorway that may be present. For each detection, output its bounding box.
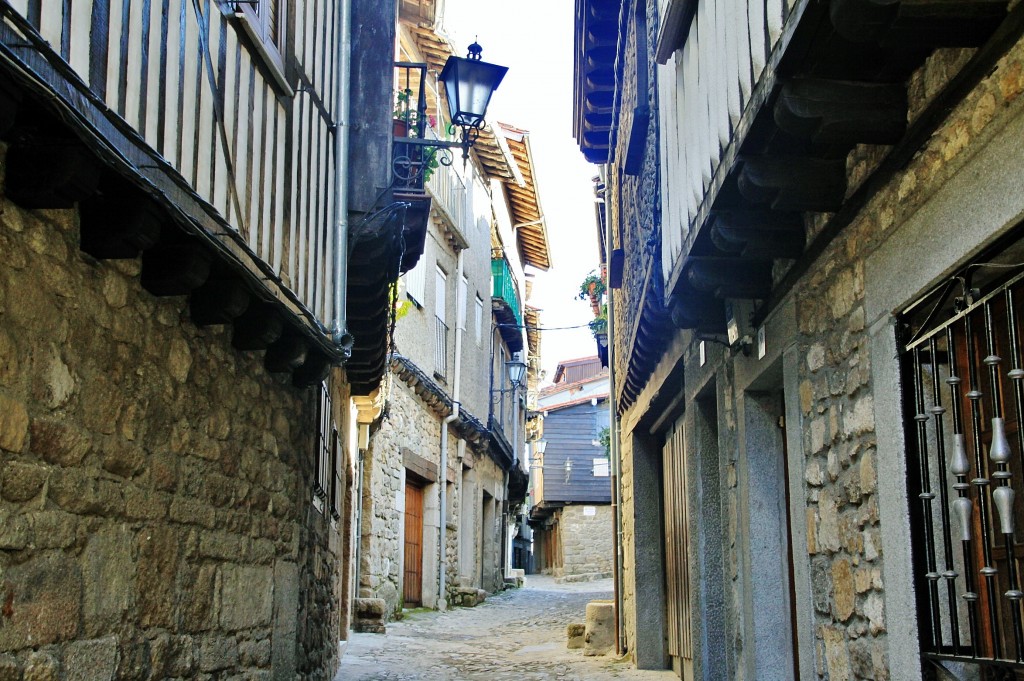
[404,481,425,606]
[663,415,694,680]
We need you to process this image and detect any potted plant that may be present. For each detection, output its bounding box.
[588,301,608,348]
[393,87,419,138]
[578,270,606,315]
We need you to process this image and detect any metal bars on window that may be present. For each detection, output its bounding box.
[902,270,1024,673]
[315,380,340,519]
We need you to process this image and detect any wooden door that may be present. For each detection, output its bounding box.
[663,419,693,679]
[404,482,424,606]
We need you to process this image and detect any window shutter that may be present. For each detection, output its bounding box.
[405,256,426,305]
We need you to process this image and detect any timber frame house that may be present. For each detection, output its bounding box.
[577,0,1024,678]
[0,0,426,677]
[0,0,423,390]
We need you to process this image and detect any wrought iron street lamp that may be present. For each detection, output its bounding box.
[505,356,527,391]
[439,41,508,160]
[395,42,507,176]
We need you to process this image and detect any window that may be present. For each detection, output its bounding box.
[434,266,447,324]
[593,458,610,477]
[405,254,426,306]
[900,248,1024,674]
[475,295,484,345]
[231,0,290,94]
[459,276,468,330]
[434,267,448,381]
[315,380,340,519]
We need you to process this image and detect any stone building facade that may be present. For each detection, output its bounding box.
[534,505,614,581]
[577,0,1024,679]
[353,5,550,627]
[0,168,341,678]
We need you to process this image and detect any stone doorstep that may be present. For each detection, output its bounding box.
[454,587,487,607]
[352,597,387,634]
[555,571,613,584]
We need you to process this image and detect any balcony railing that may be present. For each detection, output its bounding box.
[491,257,524,354]
[394,61,430,194]
[491,257,523,327]
[424,125,466,232]
[433,315,449,382]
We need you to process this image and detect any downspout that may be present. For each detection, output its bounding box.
[439,247,466,609]
[331,0,354,353]
[606,170,625,656]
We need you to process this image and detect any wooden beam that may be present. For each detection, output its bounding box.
[709,210,805,259]
[140,242,211,296]
[80,192,164,260]
[231,302,284,351]
[686,258,773,299]
[265,334,310,374]
[189,278,251,326]
[737,155,846,211]
[774,78,906,146]
[5,143,99,208]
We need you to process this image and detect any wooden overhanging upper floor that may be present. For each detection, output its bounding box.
[652,0,1012,336]
[0,0,422,394]
[575,0,1016,411]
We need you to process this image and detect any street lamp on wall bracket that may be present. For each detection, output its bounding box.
[494,356,527,396]
[396,41,508,174]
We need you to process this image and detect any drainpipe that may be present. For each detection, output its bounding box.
[439,247,466,609]
[330,0,354,354]
[606,174,625,657]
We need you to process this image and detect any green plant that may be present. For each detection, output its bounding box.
[588,302,608,333]
[578,270,606,301]
[598,427,611,457]
[422,146,441,184]
[394,88,415,123]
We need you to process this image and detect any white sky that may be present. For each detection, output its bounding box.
[442,0,603,385]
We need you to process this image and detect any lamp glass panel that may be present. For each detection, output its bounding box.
[506,359,526,387]
[440,56,508,129]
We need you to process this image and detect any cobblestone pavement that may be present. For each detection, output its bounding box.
[337,577,676,681]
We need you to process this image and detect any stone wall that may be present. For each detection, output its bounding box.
[453,445,506,598]
[0,145,340,679]
[788,40,1024,681]
[612,0,666,667]
[557,504,614,580]
[359,377,441,617]
[613,28,1024,681]
[360,373,509,619]
[611,0,663,394]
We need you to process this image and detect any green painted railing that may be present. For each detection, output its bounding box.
[491,258,522,327]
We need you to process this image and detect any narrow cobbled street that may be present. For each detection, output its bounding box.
[337,577,676,680]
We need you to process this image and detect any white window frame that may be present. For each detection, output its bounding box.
[593,457,610,477]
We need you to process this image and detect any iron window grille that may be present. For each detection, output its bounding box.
[315,380,340,520]
[901,250,1024,678]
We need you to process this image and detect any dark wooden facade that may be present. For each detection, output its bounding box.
[534,400,612,508]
